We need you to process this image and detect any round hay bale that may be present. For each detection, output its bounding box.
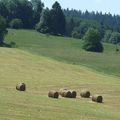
[80,90,90,98]
[59,88,67,92]
[71,90,77,98]
[64,90,72,98]
[60,90,72,98]
[59,88,68,95]
[48,90,59,99]
[16,83,26,91]
[92,95,103,103]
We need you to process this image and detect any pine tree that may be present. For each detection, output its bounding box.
[50,1,66,35]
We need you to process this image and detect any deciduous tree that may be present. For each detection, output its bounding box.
[83,28,103,52]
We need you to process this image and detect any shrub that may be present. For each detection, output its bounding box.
[10,41,16,48]
[72,31,81,39]
[35,22,49,33]
[10,18,23,29]
[109,32,120,44]
[83,28,103,52]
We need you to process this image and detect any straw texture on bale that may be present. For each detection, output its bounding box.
[59,88,68,92]
[59,89,72,98]
[48,90,59,99]
[59,88,67,96]
[16,83,26,91]
[92,95,103,103]
[70,90,77,98]
[80,90,90,98]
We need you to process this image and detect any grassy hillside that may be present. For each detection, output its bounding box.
[0,48,120,120]
[5,29,120,76]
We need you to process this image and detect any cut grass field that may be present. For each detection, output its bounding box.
[5,29,120,76]
[0,48,120,120]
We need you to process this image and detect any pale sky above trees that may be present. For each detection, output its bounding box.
[43,0,120,15]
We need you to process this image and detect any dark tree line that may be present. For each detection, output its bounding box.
[64,9,120,45]
[0,0,119,52]
[64,9,120,32]
[36,1,65,35]
[0,0,44,28]
[0,0,65,35]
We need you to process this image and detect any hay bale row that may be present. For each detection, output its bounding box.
[16,83,26,91]
[48,90,59,99]
[80,89,103,103]
[60,90,72,98]
[15,84,103,103]
[59,88,77,98]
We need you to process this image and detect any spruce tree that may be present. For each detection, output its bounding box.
[50,1,66,35]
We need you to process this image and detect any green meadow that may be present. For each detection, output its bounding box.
[0,29,119,120]
[5,29,120,76]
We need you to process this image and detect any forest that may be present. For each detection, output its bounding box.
[64,9,120,44]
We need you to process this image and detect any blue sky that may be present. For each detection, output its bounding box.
[43,0,120,15]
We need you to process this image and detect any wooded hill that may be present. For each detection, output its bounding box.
[0,0,120,48]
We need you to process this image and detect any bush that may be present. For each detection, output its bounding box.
[83,28,103,52]
[10,41,16,48]
[103,30,112,43]
[109,32,120,44]
[10,18,23,29]
[72,31,81,39]
[35,22,49,33]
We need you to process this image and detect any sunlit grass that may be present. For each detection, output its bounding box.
[0,48,120,120]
